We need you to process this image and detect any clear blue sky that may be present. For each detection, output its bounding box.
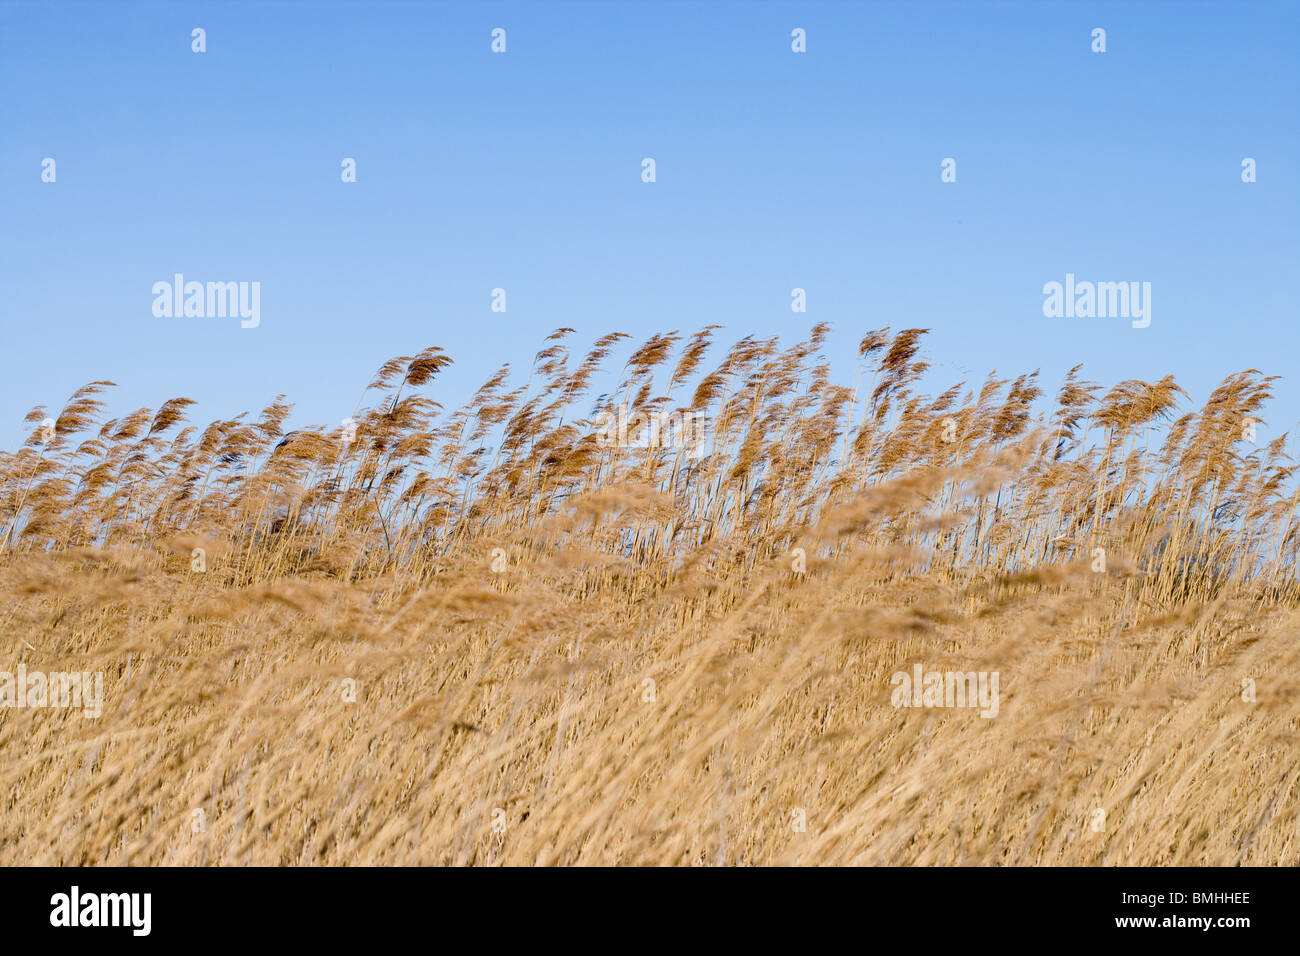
[3,0,1298,446]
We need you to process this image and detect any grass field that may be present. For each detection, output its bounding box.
[1,326,1296,865]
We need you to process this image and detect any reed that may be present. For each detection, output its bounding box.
[1,326,1295,865]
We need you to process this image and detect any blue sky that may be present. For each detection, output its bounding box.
[3,0,1297,446]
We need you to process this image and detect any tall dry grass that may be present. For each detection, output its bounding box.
[0,325,1296,865]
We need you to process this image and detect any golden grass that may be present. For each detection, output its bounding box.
[1,326,1297,865]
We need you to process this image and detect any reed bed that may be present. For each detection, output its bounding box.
[1,325,1296,865]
